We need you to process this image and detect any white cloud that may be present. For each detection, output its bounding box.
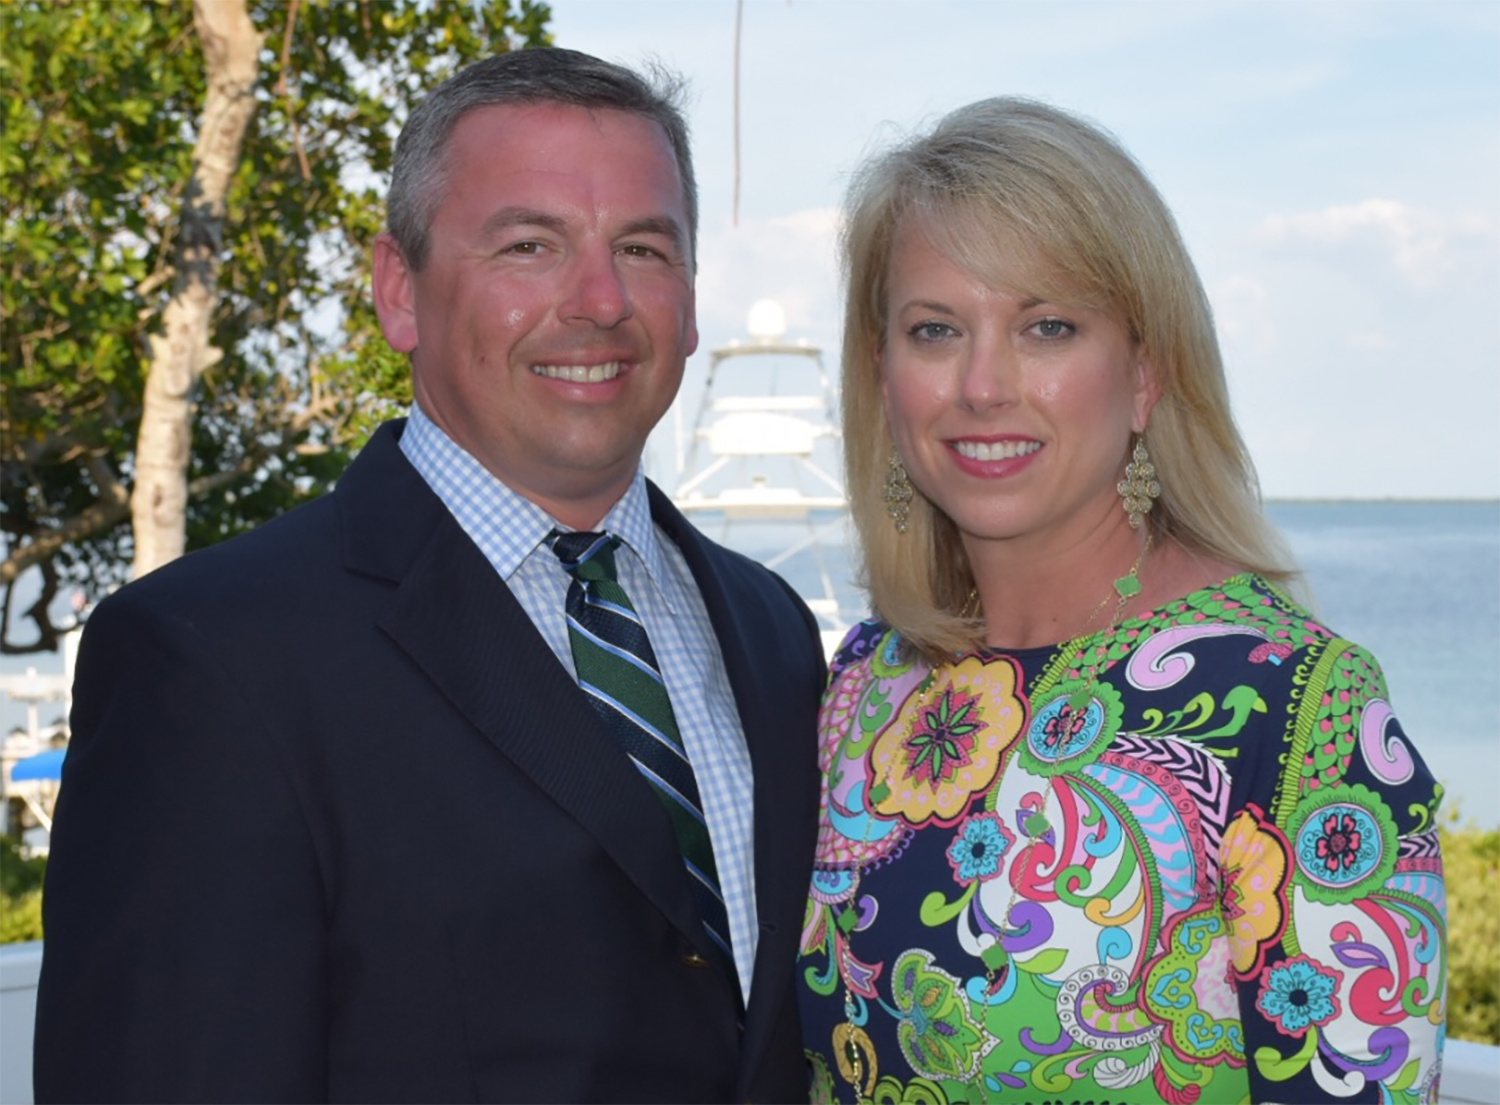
[1210,274,1276,354]
[693,207,843,347]
[1252,199,1499,287]
[1214,197,1500,498]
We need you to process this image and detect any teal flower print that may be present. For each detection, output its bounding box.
[1313,810,1364,878]
[1256,955,1342,1036]
[1286,784,1397,903]
[946,812,1016,884]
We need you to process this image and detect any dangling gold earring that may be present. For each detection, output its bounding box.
[1118,437,1161,530]
[883,451,914,534]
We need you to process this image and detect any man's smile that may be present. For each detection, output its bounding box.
[530,360,626,382]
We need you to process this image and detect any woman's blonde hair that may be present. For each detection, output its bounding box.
[841,97,1297,659]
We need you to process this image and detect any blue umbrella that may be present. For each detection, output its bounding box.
[11,747,66,782]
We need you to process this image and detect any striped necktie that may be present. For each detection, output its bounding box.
[547,530,734,967]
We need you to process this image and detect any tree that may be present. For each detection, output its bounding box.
[132,0,263,577]
[1,0,552,653]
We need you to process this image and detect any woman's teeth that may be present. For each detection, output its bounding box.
[954,439,1042,461]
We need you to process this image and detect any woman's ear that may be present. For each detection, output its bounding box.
[1131,351,1162,434]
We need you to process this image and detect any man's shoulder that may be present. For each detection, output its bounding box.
[94,490,344,627]
[92,422,429,627]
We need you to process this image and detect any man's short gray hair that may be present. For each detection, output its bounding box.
[387,47,696,271]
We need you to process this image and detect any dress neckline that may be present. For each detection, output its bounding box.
[971,570,1266,657]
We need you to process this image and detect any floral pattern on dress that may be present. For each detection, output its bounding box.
[798,575,1446,1105]
[1256,955,1343,1037]
[1220,803,1292,979]
[1020,678,1125,777]
[867,651,1026,827]
[890,950,995,1081]
[946,813,1017,885]
[1286,782,1399,904]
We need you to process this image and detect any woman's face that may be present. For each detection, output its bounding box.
[880,218,1159,557]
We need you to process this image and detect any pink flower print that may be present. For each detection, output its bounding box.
[1249,641,1293,665]
[1315,812,1363,877]
[1041,703,1087,751]
[904,687,980,787]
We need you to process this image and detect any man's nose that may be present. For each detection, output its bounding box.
[559,247,633,328]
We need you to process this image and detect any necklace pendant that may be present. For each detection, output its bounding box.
[1113,571,1142,600]
[1024,811,1051,838]
[980,943,1008,971]
[1067,685,1093,712]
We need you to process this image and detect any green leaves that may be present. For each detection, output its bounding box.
[1,0,552,651]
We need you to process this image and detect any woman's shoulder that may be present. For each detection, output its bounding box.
[1133,572,1436,813]
[1128,572,1415,735]
[1132,569,1336,658]
[827,617,897,678]
[1120,570,1407,743]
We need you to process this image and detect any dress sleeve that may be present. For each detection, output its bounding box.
[1222,638,1446,1104]
[827,619,890,679]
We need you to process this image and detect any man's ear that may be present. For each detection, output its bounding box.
[1131,350,1162,434]
[684,285,699,359]
[372,233,418,354]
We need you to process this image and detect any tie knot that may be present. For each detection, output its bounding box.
[548,530,621,584]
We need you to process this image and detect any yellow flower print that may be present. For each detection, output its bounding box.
[1220,803,1291,979]
[869,655,1026,827]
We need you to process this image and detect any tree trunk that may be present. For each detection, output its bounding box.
[130,0,262,577]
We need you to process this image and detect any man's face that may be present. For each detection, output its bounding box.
[374,102,698,529]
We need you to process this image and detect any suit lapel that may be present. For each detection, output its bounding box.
[337,425,707,958]
[648,484,818,1080]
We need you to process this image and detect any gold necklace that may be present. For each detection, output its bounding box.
[835,533,1152,1104]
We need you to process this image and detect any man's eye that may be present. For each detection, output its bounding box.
[506,241,543,255]
[619,243,664,259]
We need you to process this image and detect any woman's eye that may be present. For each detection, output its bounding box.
[1030,317,1075,340]
[909,321,958,343]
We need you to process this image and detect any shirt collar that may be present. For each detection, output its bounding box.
[594,468,675,612]
[400,404,675,608]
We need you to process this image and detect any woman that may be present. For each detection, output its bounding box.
[798,98,1446,1105]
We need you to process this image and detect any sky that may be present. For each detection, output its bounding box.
[5,1,1496,789]
[550,0,1500,500]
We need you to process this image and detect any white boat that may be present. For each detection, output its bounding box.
[670,300,854,657]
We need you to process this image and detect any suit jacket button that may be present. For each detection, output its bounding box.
[679,949,710,968]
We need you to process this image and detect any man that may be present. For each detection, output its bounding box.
[34,48,824,1103]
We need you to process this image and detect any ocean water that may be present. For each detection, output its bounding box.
[5,502,1497,825]
[729,500,1500,829]
[1266,501,1500,829]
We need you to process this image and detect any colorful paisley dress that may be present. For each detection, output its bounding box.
[797,575,1446,1104]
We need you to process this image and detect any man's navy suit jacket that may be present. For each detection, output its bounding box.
[34,421,825,1103]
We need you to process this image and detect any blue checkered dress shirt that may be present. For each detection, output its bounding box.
[399,406,758,1000]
